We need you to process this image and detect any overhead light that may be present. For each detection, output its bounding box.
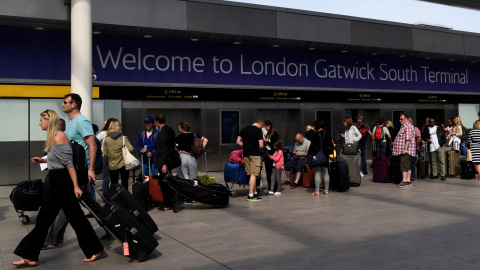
[371,52,378,55]
[191,38,199,42]
[272,44,280,48]
[399,55,406,58]
[93,31,102,35]
[308,48,316,51]
[233,41,241,45]
[341,50,348,53]
[143,35,153,38]
[425,57,431,60]
[34,27,45,30]
[448,59,455,62]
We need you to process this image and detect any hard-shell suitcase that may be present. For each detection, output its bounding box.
[229,150,244,164]
[132,180,149,211]
[460,160,476,179]
[447,151,461,178]
[102,184,158,235]
[197,153,216,186]
[9,179,44,224]
[417,160,429,179]
[373,156,390,183]
[329,161,350,192]
[337,154,361,187]
[164,172,229,213]
[302,164,315,188]
[149,176,164,205]
[389,155,402,184]
[80,200,158,262]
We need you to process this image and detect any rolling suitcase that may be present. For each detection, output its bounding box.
[460,160,476,179]
[372,156,390,183]
[164,172,229,213]
[9,179,44,224]
[329,161,350,192]
[337,154,361,187]
[447,151,461,178]
[197,152,216,186]
[302,164,315,188]
[229,150,244,164]
[132,156,151,211]
[80,200,158,262]
[224,161,248,185]
[417,160,429,179]
[389,155,402,184]
[101,184,158,235]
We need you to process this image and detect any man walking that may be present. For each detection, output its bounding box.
[237,119,264,201]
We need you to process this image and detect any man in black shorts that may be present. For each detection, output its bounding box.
[237,119,264,201]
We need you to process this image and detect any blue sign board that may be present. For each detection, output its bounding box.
[1,28,479,93]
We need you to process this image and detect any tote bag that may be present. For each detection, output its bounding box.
[307,133,328,168]
[123,136,141,171]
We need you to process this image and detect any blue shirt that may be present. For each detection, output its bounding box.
[65,114,94,167]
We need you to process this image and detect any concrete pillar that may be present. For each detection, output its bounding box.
[71,0,92,120]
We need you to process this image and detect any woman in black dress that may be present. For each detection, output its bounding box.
[264,118,280,194]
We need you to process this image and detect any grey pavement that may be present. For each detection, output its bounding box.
[2,166,480,270]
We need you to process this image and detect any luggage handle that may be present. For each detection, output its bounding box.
[91,182,108,203]
[203,152,209,177]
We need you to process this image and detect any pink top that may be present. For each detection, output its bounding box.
[269,150,284,169]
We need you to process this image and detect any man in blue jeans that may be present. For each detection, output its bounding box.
[354,114,373,176]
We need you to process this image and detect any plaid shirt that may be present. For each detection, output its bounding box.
[392,122,416,156]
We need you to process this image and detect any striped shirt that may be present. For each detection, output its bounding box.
[392,122,416,156]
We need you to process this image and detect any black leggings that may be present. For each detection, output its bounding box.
[110,166,130,189]
[14,169,103,261]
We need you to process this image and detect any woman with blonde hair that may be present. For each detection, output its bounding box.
[12,109,104,267]
[103,120,134,189]
[451,116,468,143]
[385,120,397,157]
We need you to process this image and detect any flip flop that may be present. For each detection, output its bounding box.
[311,192,320,196]
[11,258,37,267]
[83,250,106,262]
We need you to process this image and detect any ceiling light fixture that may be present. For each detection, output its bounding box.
[93,31,102,35]
[191,38,199,42]
[272,45,280,48]
[233,41,241,45]
[143,35,153,38]
[341,50,348,53]
[34,27,45,30]
[308,48,316,51]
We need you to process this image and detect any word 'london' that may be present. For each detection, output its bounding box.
[96,46,468,85]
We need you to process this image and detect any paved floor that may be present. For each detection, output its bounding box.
[2,166,480,270]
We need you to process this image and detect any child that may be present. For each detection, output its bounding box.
[268,141,284,195]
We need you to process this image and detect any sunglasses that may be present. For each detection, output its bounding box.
[44,110,50,118]
[63,101,74,105]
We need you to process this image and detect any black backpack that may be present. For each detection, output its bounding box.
[70,140,88,185]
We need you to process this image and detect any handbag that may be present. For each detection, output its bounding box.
[467,149,472,162]
[122,136,141,171]
[341,142,360,155]
[307,133,328,168]
[167,150,182,170]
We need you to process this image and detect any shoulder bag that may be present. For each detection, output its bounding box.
[307,132,328,168]
[122,136,141,171]
[341,142,360,155]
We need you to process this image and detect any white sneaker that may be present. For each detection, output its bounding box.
[268,191,274,195]
[274,192,281,195]
[360,172,364,177]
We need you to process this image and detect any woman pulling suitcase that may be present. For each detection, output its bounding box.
[12,109,104,267]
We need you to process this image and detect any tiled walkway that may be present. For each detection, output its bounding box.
[2,168,480,269]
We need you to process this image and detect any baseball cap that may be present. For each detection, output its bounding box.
[144,116,154,123]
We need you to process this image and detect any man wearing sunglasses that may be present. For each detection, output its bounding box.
[392,114,416,187]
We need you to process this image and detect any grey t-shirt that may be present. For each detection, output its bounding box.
[294,139,311,159]
[47,143,74,170]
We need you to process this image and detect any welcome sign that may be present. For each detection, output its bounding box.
[0,28,478,93]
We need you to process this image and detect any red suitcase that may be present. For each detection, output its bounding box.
[373,156,390,183]
[149,176,164,205]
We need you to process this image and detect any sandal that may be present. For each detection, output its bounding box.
[311,192,320,196]
[83,250,106,262]
[11,258,37,267]
[322,190,329,195]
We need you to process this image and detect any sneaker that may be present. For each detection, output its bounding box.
[441,176,446,181]
[430,175,438,179]
[247,195,262,201]
[282,181,291,186]
[406,182,412,186]
[397,181,408,188]
[42,243,62,250]
[360,172,364,177]
[268,191,274,195]
[274,192,281,195]
[290,183,298,189]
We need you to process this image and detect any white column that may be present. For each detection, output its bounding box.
[71,0,92,120]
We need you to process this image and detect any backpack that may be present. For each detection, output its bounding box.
[374,125,384,142]
[70,140,88,185]
[358,123,368,141]
[191,133,203,159]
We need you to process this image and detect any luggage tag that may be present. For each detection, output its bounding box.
[123,235,129,256]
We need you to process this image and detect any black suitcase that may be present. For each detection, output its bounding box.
[9,179,44,224]
[163,172,229,213]
[460,160,476,179]
[389,155,402,184]
[417,160,429,179]
[132,180,149,211]
[102,184,158,235]
[80,200,158,262]
[329,161,350,192]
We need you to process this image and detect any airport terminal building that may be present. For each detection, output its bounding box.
[1,0,479,184]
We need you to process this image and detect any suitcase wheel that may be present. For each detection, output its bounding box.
[230,190,237,197]
[21,215,30,225]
